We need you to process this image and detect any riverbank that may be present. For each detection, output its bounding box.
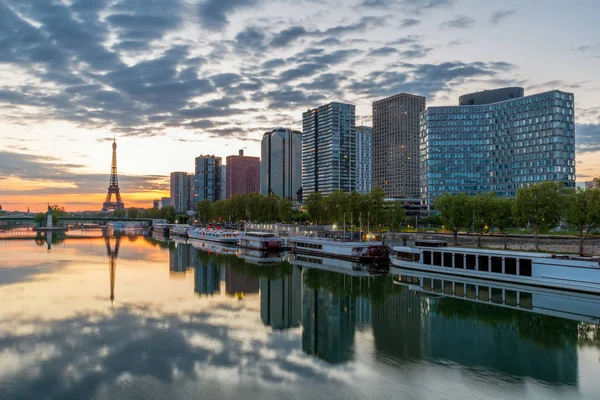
[384,231,600,255]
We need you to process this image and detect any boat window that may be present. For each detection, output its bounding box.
[466,284,476,299]
[519,259,532,276]
[444,281,453,294]
[443,253,453,267]
[396,252,419,262]
[505,258,517,275]
[455,283,465,297]
[505,290,518,306]
[423,278,432,291]
[318,245,323,250]
[491,288,503,304]
[478,255,489,272]
[520,292,532,309]
[423,251,432,265]
[432,279,442,293]
[433,252,442,266]
[466,254,476,270]
[491,257,503,273]
[478,286,490,301]
[454,253,464,269]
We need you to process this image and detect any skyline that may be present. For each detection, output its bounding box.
[1,0,600,212]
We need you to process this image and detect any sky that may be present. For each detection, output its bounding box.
[0,0,599,212]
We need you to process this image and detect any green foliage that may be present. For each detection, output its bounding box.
[196,199,213,223]
[306,192,327,224]
[127,207,138,219]
[513,181,564,250]
[114,209,126,218]
[471,192,496,247]
[35,205,66,226]
[144,205,176,222]
[492,197,515,249]
[433,193,471,244]
[564,187,600,254]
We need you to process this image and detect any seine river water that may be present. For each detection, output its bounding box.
[1,229,599,399]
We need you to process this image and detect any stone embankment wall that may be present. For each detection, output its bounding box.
[384,232,600,255]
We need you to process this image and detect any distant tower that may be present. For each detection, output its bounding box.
[101,138,125,212]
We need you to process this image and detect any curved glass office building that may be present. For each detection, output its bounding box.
[420,88,576,207]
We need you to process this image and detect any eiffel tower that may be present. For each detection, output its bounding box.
[106,236,121,307]
[101,137,125,212]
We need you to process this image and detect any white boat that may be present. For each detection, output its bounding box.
[189,238,237,255]
[390,241,600,294]
[237,248,284,265]
[390,267,600,324]
[289,236,389,262]
[187,227,239,244]
[237,231,285,251]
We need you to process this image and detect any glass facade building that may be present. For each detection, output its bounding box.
[194,155,222,203]
[261,128,303,201]
[170,171,192,213]
[302,102,356,196]
[355,126,372,194]
[420,89,576,206]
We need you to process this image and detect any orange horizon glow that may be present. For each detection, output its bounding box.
[1,190,169,213]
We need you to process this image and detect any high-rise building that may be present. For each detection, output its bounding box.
[420,88,576,207]
[220,165,227,200]
[152,199,160,209]
[170,172,192,213]
[355,126,373,194]
[372,93,425,198]
[226,150,260,199]
[261,128,303,201]
[302,102,356,196]
[159,197,171,208]
[194,155,222,203]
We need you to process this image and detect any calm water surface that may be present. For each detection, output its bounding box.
[1,231,599,400]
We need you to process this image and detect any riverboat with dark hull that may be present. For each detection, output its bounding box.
[390,241,600,294]
[289,236,389,262]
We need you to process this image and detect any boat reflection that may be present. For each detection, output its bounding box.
[291,253,388,276]
[390,266,600,324]
[238,248,286,265]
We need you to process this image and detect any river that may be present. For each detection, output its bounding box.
[0,230,599,399]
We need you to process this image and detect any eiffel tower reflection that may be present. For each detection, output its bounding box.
[105,236,121,307]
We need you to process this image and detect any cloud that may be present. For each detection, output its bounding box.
[490,10,516,25]
[400,18,421,27]
[197,0,260,31]
[575,43,600,54]
[440,15,476,29]
[0,150,167,195]
[368,47,397,57]
[361,0,453,14]
[576,124,600,154]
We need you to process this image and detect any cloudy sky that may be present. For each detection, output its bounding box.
[1,0,599,211]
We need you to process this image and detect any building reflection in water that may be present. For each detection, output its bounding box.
[260,265,302,329]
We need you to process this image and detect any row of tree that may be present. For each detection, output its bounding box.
[433,181,600,254]
[196,194,297,224]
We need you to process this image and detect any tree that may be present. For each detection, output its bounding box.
[368,187,386,228]
[306,192,326,225]
[564,187,600,255]
[387,201,406,232]
[513,181,564,251]
[127,207,138,219]
[197,199,213,223]
[492,197,514,249]
[471,192,496,247]
[277,198,293,222]
[433,193,471,244]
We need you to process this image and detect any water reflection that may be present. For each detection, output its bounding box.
[0,233,599,399]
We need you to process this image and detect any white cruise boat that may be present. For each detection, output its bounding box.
[237,231,285,251]
[171,224,192,238]
[390,241,600,294]
[289,236,389,262]
[187,227,239,244]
